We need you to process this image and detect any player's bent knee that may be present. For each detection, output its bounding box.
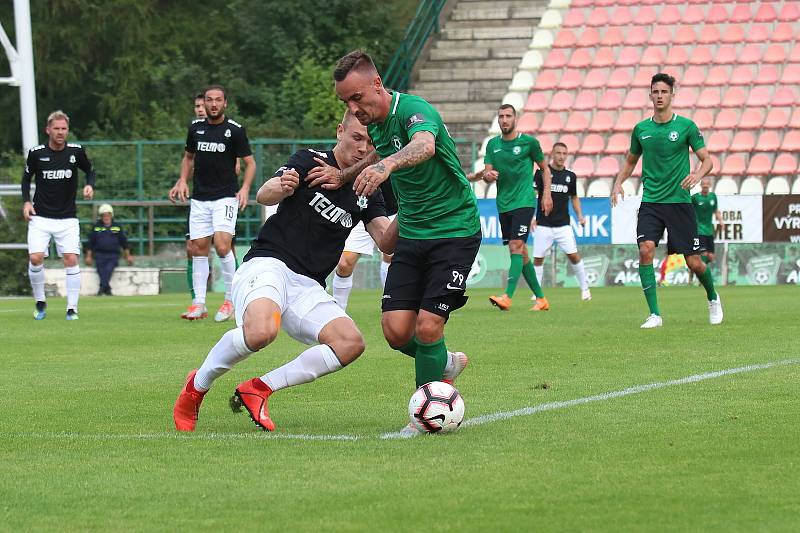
[29,253,44,266]
[62,254,79,267]
[414,315,445,345]
[381,315,414,349]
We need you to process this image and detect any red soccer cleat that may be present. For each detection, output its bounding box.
[173,369,206,431]
[231,377,275,431]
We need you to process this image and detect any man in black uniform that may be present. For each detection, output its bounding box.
[173,112,406,432]
[21,110,96,320]
[532,142,591,300]
[168,85,256,322]
[85,204,133,296]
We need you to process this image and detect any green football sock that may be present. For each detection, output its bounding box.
[397,337,419,358]
[639,263,660,316]
[415,337,448,388]
[506,253,524,297]
[697,266,718,301]
[521,260,544,298]
[187,258,195,300]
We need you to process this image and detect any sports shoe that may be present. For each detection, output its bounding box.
[399,422,422,438]
[581,289,592,301]
[65,309,79,321]
[231,377,275,431]
[708,295,723,325]
[182,303,208,320]
[443,351,468,385]
[173,369,206,431]
[529,297,550,311]
[640,314,663,329]
[33,301,46,321]
[489,294,512,310]
[214,300,234,322]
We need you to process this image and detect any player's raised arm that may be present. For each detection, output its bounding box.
[256,168,300,206]
[354,130,435,196]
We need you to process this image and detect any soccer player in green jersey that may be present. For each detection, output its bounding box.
[692,177,722,265]
[611,73,722,328]
[478,104,553,311]
[309,50,477,434]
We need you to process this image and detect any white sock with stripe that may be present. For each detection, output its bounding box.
[194,327,255,392]
[261,344,342,392]
[29,263,45,302]
[332,273,353,310]
[65,265,81,311]
[192,256,209,305]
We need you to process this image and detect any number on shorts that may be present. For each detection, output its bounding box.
[225,205,235,220]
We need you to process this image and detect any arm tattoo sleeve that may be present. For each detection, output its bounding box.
[340,150,380,183]
[384,133,435,171]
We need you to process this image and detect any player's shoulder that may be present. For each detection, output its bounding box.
[27,144,46,154]
[673,114,698,129]
[398,92,437,116]
[190,118,204,125]
[225,118,244,129]
[563,168,578,180]
[287,148,332,169]
[67,142,83,149]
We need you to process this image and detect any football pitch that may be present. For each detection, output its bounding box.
[1,286,798,531]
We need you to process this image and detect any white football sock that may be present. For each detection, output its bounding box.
[261,344,342,392]
[194,327,254,392]
[29,263,45,302]
[380,260,390,288]
[219,251,236,301]
[332,272,353,310]
[192,256,209,305]
[65,265,80,311]
[534,264,544,285]
[571,259,589,290]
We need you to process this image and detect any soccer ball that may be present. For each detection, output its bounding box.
[408,381,465,433]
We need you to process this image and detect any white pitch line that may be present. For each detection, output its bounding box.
[0,431,360,442]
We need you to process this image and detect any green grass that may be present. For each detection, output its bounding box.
[1,286,798,532]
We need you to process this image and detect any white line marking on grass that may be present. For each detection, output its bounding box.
[0,431,360,442]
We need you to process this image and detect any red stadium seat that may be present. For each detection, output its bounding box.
[563,9,584,28]
[721,24,745,44]
[674,26,697,45]
[729,4,752,23]
[714,45,737,65]
[580,134,605,155]
[600,27,623,47]
[544,50,568,69]
[572,157,594,177]
[697,88,721,108]
[553,30,577,48]
[762,44,786,64]
[660,5,681,25]
[568,48,593,68]
[791,44,800,63]
[721,154,746,176]
[730,131,756,152]
[549,91,574,112]
[705,66,730,87]
[616,47,642,67]
[577,27,601,48]
[706,132,732,152]
[534,70,559,90]
[606,133,630,154]
[689,46,714,66]
[558,69,583,90]
[713,109,739,129]
[745,24,772,43]
[598,89,625,110]
[558,134,581,153]
[764,108,790,129]
[673,87,699,108]
[524,92,549,113]
[738,45,762,64]
[573,90,597,110]
[609,6,632,25]
[778,2,800,22]
[756,131,781,151]
[780,64,800,85]
[754,3,777,22]
[589,111,615,132]
[791,108,800,129]
[729,65,755,86]
[682,5,704,24]
[779,131,800,152]
[682,66,707,87]
[698,24,722,44]
[595,156,620,177]
[614,111,640,132]
[570,0,592,6]
[592,47,615,68]
[623,26,648,46]
[583,68,609,89]
[649,26,672,45]
[747,154,772,176]
[537,134,556,155]
[641,46,666,66]
[517,113,539,134]
[755,65,779,85]
[664,46,688,66]
[773,154,799,175]
[632,67,658,88]
[706,6,728,24]
[740,109,766,129]
[587,8,610,27]
[746,86,772,107]
[623,88,648,109]
[772,23,795,43]
[606,67,632,88]
[773,87,796,106]
[691,109,714,130]
[633,6,657,25]
[563,112,590,133]
[721,87,746,108]
[539,112,564,134]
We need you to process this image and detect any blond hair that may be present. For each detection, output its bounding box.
[47,110,70,126]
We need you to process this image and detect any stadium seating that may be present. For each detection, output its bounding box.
[766,177,791,195]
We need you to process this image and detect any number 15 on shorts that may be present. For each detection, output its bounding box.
[225,205,235,221]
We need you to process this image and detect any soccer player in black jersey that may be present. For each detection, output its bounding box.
[169,85,256,323]
[173,112,402,432]
[532,142,591,301]
[21,110,96,320]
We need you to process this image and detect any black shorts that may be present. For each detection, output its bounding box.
[698,235,714,253]
[382,231,481,319]
[499,207,535,245]
[636,202,700,256]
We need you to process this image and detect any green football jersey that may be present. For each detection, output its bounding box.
[692,191,718,236]
[629,114,705,204]
[368,91,480,240]
[483,133,542,213]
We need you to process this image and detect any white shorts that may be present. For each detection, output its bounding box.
[27,216,81,257]
[533,225,578,257]
[189,197,238,240]
[232,257,349,345]
[342,221,374,256]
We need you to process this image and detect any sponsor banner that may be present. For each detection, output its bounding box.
[715,195,762,243]
[762,195,800,243]
[611,196,641,244]
[726,243,800,285]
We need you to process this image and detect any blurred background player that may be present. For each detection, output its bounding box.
[173,111,398,432]
[692,177,722,266]
[169,85,255,322]
[21,110,95,320]
[84,204,133,295]
[478,104,553,311]
[181,93,207,309]
[612,73,721,328]
[532,142,591,301]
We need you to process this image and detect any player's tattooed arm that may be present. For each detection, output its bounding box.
[306,150,380,190]
[383,131,435,173]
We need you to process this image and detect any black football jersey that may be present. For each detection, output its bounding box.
[534,166,577,227]
[21,143,96,219]
[184,117,252,201]
[243,149,387,286]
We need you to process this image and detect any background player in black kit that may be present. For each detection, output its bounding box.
[168,85,256,322]
[173,111,398,432]
[532,142,591,300]
[21,110,96,320]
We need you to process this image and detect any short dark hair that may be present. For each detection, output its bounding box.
[194,92,204,101]
[498,103,516,114]
[203,84,227,100]
[552,141,568,151]
[651,73,675,91]
[334,50,379,82]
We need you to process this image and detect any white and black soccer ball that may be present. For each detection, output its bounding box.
[408,381,465,433]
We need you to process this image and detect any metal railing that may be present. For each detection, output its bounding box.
[383,0,447,92]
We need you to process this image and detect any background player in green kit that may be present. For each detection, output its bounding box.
[477,104,553,312]
[611,73,722,329]
[310,50,476,434]
[692,177,722,265]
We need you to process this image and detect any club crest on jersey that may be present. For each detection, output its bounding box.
[391,136,403,151]
[69,155,76,164]
[356,195,368,209]
[565,176,571,183]
[513,146,521,155]
[224,129,231,138]
[669,131,679,141]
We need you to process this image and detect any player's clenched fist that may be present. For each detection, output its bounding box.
[280,168,300,195]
